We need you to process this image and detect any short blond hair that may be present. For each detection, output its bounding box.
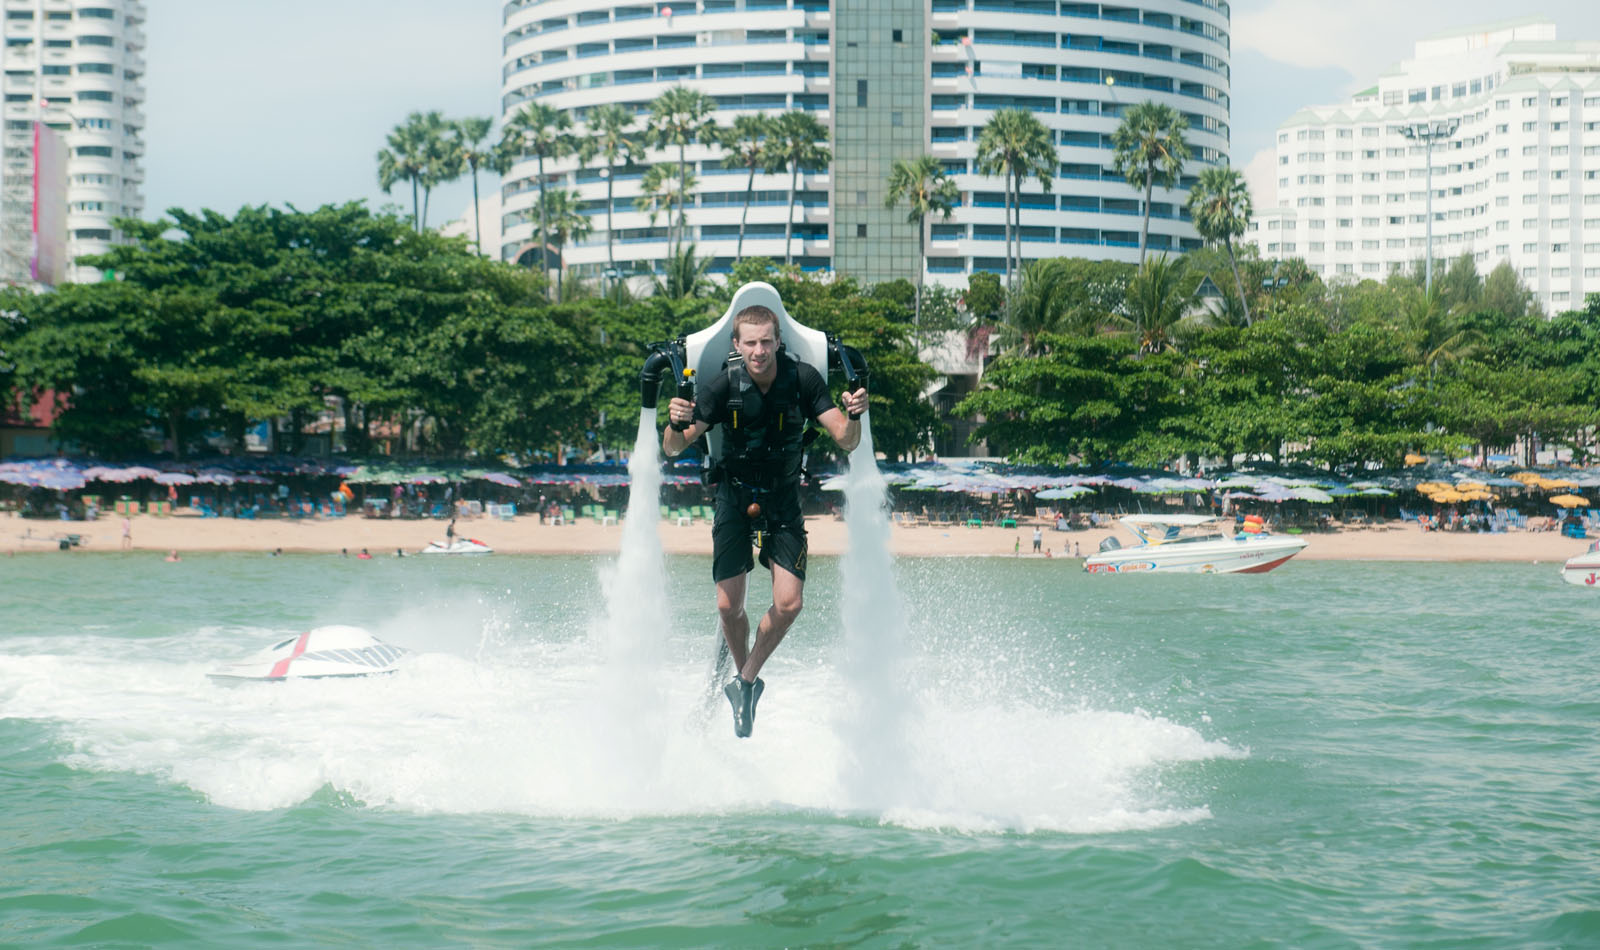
[731,305,780,342]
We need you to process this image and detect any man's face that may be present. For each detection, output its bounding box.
[733,321,779,379]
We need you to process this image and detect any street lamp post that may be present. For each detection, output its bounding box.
[1400,118,1460,296]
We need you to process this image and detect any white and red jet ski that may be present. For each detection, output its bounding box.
[208,625,408,683]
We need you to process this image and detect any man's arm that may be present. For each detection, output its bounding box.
[817,388,868,452]
[662,397,709,457]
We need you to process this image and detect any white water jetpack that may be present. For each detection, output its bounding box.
[208,625,408,683]
[638,281,868,458]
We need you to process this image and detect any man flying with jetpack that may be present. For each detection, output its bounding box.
[663,304,867,738]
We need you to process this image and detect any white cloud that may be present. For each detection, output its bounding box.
[1232,0,1592,95]
[1240,146,1279,210]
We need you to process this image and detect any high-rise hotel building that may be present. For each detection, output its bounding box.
[0,0,145,284]
[1251,17,1600,314]
[498,0,1231,287]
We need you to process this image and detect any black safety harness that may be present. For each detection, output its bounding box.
[705,348,819,541]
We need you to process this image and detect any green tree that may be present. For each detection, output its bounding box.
[768,111,832,266]
[647,86,717,251]
[502,102,575,286]
[975,109,1055,296]
[1184,164,1253,324]
[965,271,1004,323]
[1482,259,1532,318]
[718,113,776,259]
[1111,101,1190,265]
[883,154,960,332]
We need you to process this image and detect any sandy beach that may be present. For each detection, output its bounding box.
[10,509,1591,563]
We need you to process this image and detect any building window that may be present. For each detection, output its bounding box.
[856,224,867,238]
[892,29,903,43]
[856,80,867,107]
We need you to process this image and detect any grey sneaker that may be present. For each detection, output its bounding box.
[723,676,765,738]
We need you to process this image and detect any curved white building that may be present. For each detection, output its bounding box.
[0,0,145,284]
[1254,17,1600,315]
[498,0,1229,286]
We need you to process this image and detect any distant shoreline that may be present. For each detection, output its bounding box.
[7,512,1590,564]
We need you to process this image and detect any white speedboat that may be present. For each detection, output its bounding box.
[1560,540,1600,587]
[1084,514,1308,575]
[420,537,493,556]
[209,625,408,682]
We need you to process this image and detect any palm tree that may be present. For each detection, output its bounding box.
[647,86,716,251]
[884,154,960,330]
[578,103,640,275]
[975,109,1055,297]
[1184,165,1253,325]
[501,102,574,283]
[531,189,594,298]
[1002,259,1078,356]
[719,113,775,259]
[376,111,449,232]
[1403,288,1483,385]
[1116,254,1202,354]
[653,243,713,299]
[634,163,697,238]
[445,116,498,254]
[768,111,831,266]
[1111,101,1191,266]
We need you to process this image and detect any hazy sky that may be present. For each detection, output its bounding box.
[143,1,1597,226]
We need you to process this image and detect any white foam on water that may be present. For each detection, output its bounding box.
[0,621,1241,828]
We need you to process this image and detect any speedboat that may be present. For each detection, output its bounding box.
[208,625,408,682]
[1084,514,1308,575]
[420,537,493,555]
[1560,540,1600,587]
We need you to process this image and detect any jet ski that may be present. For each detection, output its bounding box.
[208,625,408,683]
[420,538,493,555]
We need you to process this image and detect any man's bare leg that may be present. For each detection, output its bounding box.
[716,573,750,673]
[740,563,803,683]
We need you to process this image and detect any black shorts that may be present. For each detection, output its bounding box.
[712,514,808,583]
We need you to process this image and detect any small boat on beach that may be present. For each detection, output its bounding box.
[1560,540,1600,587]
[420,538,493,556]
[1084,513,1308,575]
[208,625,408,683]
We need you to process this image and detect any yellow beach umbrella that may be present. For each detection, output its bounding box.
[1509,472,1542,484]
[1404,453,1428,465]
[1415,482,1451,493]
[1455,481,1487,491]
[1459,490,1497,502]
[1543,478,1578,490]
[1549,494,1589,508]
[1429,490,1466,503]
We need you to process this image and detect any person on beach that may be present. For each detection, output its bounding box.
[1032,526,1042,553]
[662,304,867,738]
[164,549,180,562]
[121,517,131,552]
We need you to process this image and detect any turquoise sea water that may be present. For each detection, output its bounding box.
[3,551,1598,948]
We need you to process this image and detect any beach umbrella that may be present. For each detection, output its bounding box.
[1429,489,1465,503]
[154,472,196,486]
[1036,486,1091,500]
[1404,454,1428,465]
[1549,494,1589,508]
[472,472,523,488]
[1459,490,1496,502]
[1359,487,1395,497]
[1292,486,1335,504]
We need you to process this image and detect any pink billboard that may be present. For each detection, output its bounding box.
[31,122,67,286]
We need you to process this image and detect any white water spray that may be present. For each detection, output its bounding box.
[582,409,674,791]
[837,414,919,808]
